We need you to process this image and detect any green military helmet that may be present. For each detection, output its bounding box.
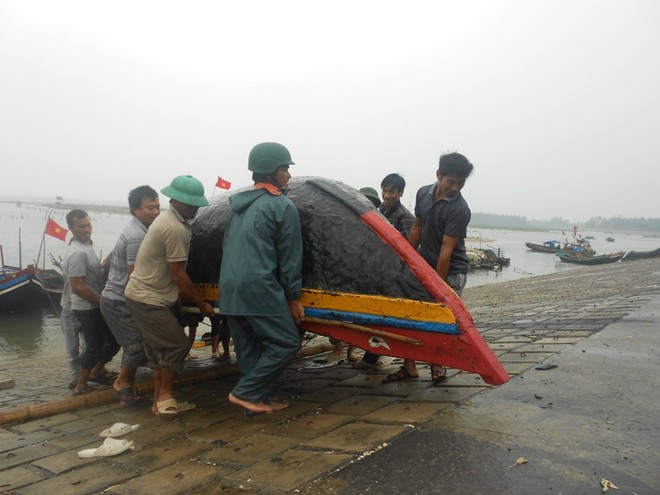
[248,142,295,174]
[161,175,209,207]
[359,187,382,208]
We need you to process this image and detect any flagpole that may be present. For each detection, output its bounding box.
[35,213,49,270]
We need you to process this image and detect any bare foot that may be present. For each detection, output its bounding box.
[228,393,272,414]
[268,401,290,411]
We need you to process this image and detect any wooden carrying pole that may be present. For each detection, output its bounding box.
[0,342,333,426]
[303,316,424,346]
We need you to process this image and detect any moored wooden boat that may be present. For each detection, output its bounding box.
[186,177,509,386]
[0,264,45,313]
[526,240,594,255]
[557,251,625,265]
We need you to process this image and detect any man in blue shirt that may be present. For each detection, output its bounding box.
[383,152,473,384]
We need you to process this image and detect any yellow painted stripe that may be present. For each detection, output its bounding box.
[193,285,456,325]
[300,289,455,324]
[194,284,219,301]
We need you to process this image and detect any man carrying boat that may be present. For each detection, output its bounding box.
[383,152,473,383]
[357,173,415,369]
[125,175,214,416]
[100,185,160,407]
[220,142,305,415]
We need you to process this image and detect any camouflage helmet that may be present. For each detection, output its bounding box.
[161,175,208,207]
[248,142,295,174]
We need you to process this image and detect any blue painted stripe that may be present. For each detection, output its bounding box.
[0,274,33,291]
[305,308,460,335]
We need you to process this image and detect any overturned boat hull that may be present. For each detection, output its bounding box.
[187,177,509,386]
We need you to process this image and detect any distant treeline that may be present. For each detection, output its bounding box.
[471,213,660,233]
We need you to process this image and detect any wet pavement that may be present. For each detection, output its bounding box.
[1,258,659,494]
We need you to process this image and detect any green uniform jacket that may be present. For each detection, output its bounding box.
[219,188,303,316]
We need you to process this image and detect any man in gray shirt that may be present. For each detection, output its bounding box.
[63,209,119,395]
[101,186,160,406]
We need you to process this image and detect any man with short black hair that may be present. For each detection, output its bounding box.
[63,209,120,395]
[379,172,414,238]
[101,185,160,407]
[356,173,416,368]
[383,152,473,384]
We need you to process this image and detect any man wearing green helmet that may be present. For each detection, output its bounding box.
[220,142,305,415]
[126,175,215,416]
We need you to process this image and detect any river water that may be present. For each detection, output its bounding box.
[1,201,659,365]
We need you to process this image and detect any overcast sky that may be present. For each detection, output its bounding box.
[1,1,658,222]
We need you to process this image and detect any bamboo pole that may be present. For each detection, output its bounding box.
[0,342,333,426]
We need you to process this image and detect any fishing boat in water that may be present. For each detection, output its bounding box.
[0,230,65,313]
[0,250,47,313]
[557,251,625,265]
[185,176,509,386]
[526,226,595,255]
[525,238,594,255]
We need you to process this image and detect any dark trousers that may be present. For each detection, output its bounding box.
[73,308,119,369]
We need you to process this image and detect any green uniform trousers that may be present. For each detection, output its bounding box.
[227,315,300,403]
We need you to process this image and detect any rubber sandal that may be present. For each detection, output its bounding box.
[113,387,145,407]
[78,437,134,458]
[156,398,196,416]
[381,366,419,384]
[99,423,140,438]
[431,365,448,384]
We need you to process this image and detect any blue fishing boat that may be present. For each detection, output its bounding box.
[0,246,63,313]
[0,263,44,313]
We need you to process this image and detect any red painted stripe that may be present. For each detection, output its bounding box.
[360,210,509,385]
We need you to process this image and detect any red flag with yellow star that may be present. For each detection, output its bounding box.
[215,177,231,190]
[45,218,68,241]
